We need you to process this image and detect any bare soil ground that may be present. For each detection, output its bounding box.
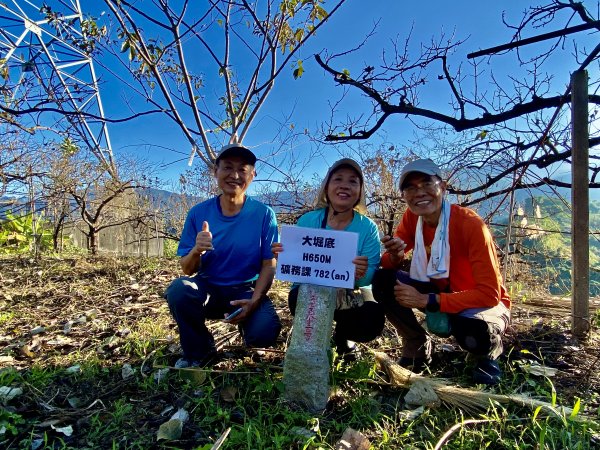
[0,255,599,448]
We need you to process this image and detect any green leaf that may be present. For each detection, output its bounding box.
[293,28,304,43]
[293,59,304,79]
[178,368,207,384]
[532,405,542,422]
[157,419,183,441]
[120,40,129,53]
[316,5,328,20]
[342,69,350,78]
[569,398,581,420]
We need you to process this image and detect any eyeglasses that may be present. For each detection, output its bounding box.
[402,180,441,195]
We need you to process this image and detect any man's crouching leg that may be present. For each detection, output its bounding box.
[372,269,432,369]
[450,314,504,385]
[164,277,216,364]
[240,295,282,348]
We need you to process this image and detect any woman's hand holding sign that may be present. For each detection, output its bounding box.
[353,255,368,281]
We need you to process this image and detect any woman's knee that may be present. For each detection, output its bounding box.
[336,301,385,342]
[371,269,398,305]
[287,285,299,315]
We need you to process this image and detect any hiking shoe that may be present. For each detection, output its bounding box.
[398,356,430,373]
[472,358,502,385]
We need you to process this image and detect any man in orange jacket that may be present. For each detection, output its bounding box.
[372,158,511,385]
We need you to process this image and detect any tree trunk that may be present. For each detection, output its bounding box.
[52,215,66,252]
[88,226,98,255]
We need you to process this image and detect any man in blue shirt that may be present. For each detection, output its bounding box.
[165,144,281,368]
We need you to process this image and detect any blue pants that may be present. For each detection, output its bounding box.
[165,277,282,361]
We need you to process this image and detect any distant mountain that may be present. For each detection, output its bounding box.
[138,187,311,214]
[138,187,202,208]
[0,196,46,220]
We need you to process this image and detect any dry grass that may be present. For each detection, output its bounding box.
[0,254,599,448]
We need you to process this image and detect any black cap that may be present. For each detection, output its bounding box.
[215,144,257,165]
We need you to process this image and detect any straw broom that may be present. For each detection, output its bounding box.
[374,351,591,421]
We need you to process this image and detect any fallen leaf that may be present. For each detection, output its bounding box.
[63,321,74,334]
[157,419,183,441]
[519,362,558,377]
[47,336,74,346]
[20,345,35,358]
[398,406,425,420]
[84,308,100,318]
[51,424,73,436]
[220,386,237,403]
[122,363,135,380]
[154,368,170,383]
[67,397,82,408]
[0,386,23,403]
[440,344,455,352]
[160,406,175,416]
[37,419,62,428]
[65,365,81,374]
[178,368,207,385]
[404,379,440,407]
[30,326,45,335]
[334,428,371,450]
[170,408,189,422]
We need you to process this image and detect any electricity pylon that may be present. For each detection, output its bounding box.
[0,0,116,177]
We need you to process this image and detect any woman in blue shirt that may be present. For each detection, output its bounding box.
[273,158,384,357]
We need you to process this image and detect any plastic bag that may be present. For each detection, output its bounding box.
[425,311,452,338]
[283,284,336,413]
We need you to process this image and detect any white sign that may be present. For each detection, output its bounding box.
[276,225,358,289]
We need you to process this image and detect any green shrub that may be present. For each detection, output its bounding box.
[0,212,53,254]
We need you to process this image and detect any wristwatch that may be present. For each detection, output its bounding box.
[426,293,440,312]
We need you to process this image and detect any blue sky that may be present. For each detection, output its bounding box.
[97,2,528,184]
[5,1,596,193]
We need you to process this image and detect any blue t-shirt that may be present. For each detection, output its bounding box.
[296,208,381,287]
[178,196,279,286]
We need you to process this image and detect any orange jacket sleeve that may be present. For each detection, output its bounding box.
[439,207,510,313]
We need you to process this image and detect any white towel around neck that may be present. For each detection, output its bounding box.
[410,199,451,282]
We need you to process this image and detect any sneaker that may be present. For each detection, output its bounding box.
[174,350,217,369]
[398,356,429,373]
[174,358,200,369]
[472,358,502,385]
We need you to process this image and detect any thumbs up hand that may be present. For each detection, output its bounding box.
[194,221,214,255]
